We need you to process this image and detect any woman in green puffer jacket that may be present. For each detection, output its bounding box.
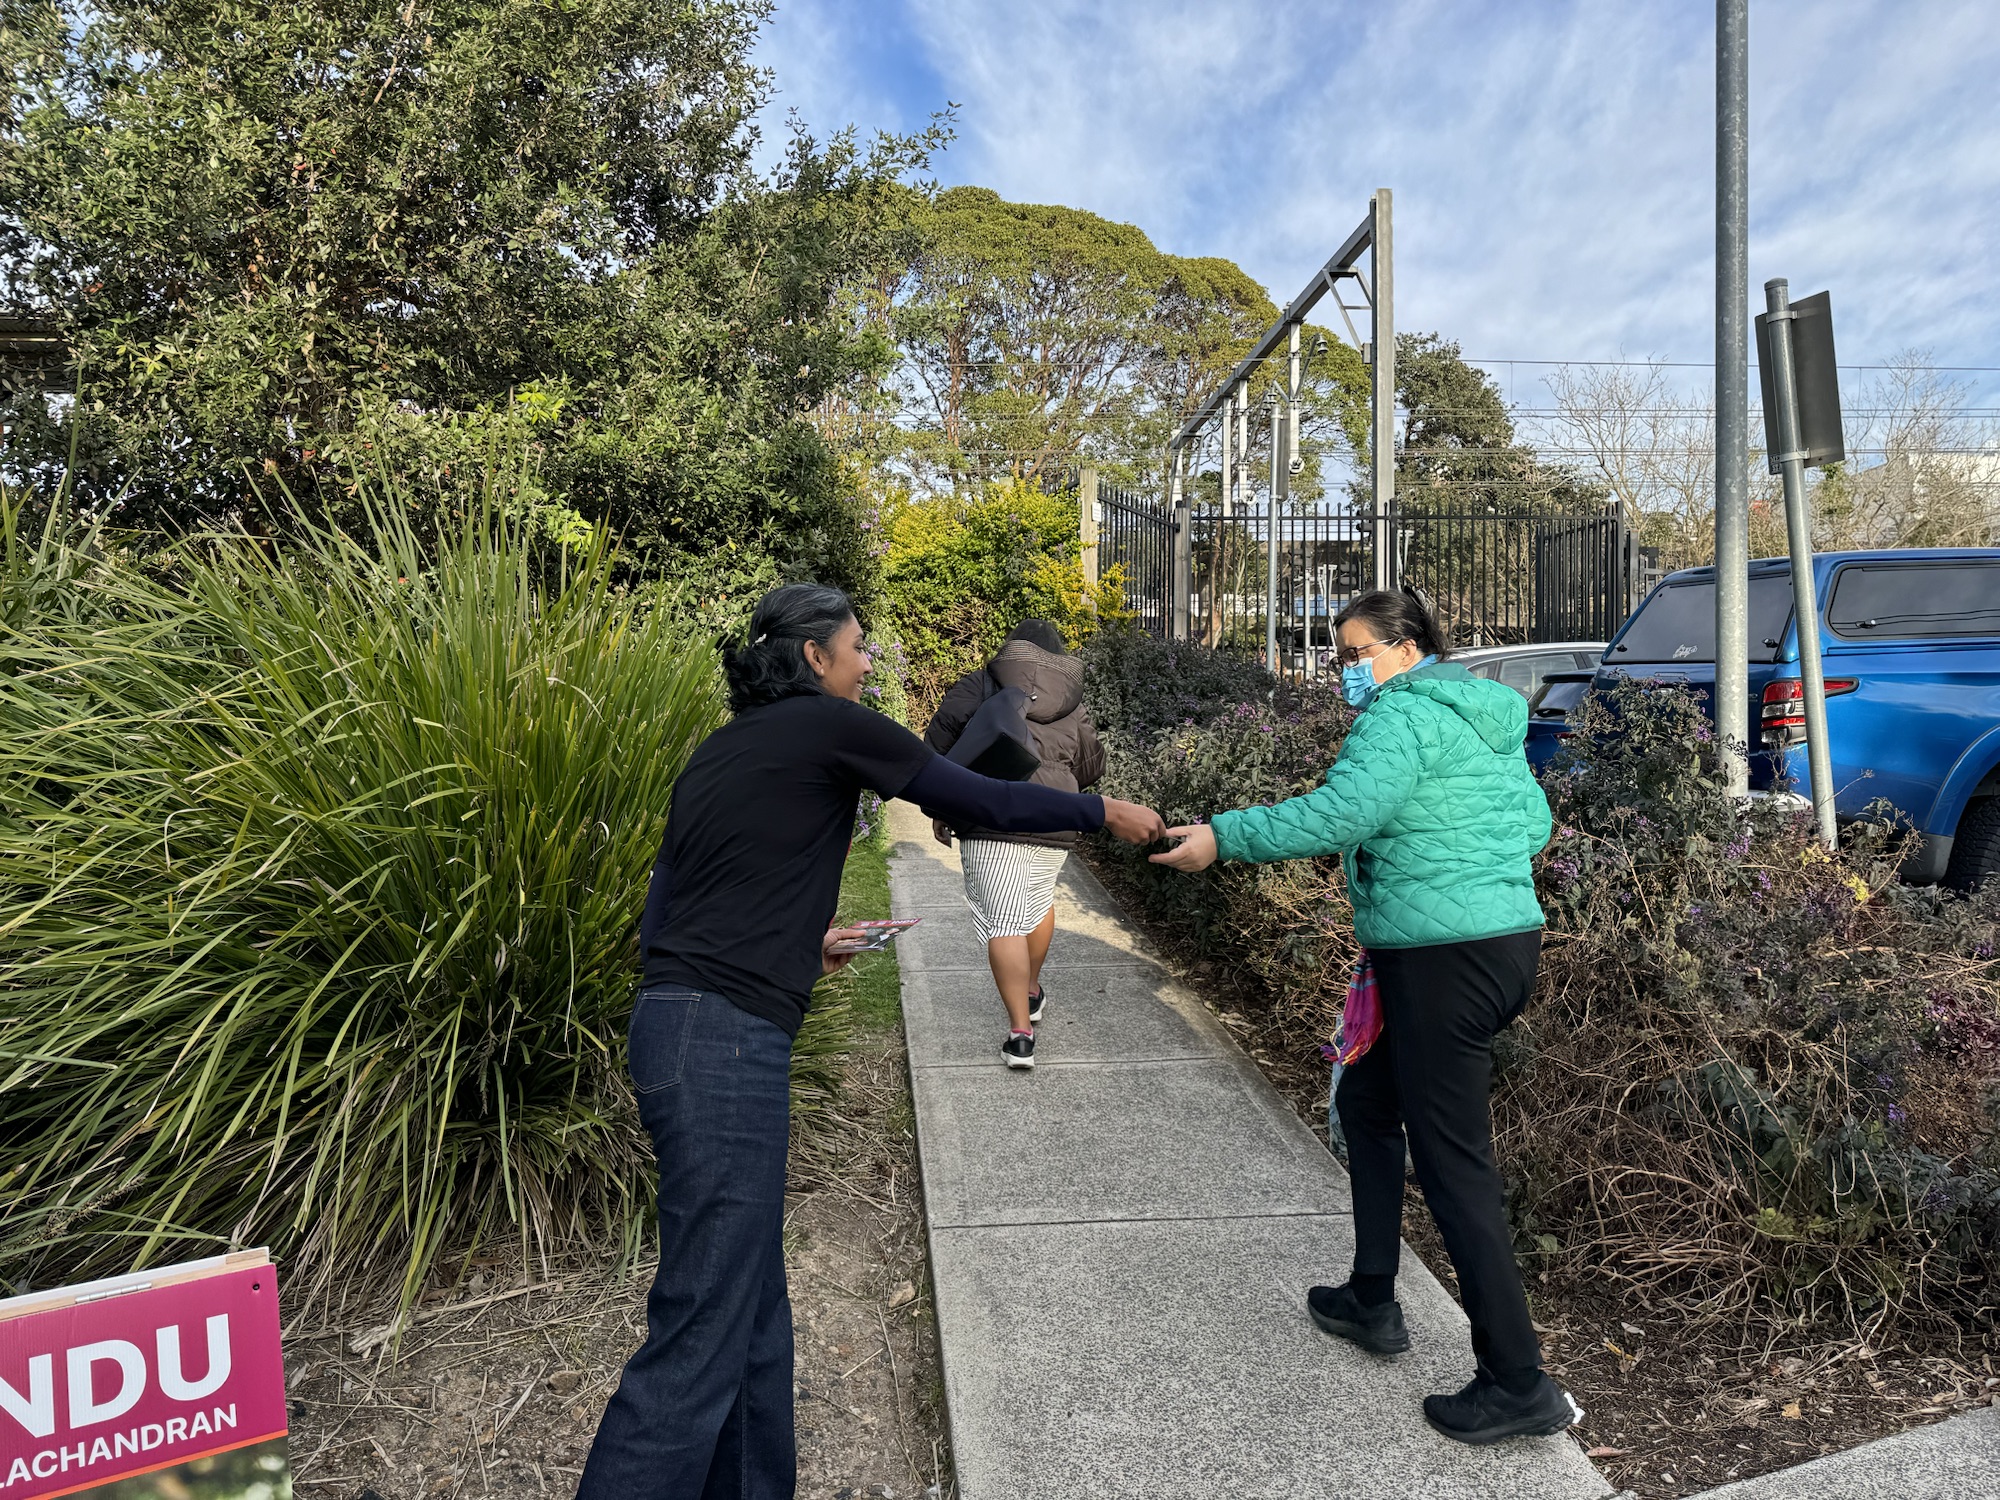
[1151,588,1579,1447]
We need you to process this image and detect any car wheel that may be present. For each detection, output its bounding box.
[1944,796,2000,893]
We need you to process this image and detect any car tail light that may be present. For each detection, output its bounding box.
[1761,677,1857,744]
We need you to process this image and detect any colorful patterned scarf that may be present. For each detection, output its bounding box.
[1319,953,1382,1067]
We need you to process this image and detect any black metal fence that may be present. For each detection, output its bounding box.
[1098,489,1646,676]
[1397,508,1639,648]
[1097,480,1173,639]
[1530,509,1647,641]
[1189,505,1369,667]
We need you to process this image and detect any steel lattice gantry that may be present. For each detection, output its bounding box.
[1162,191,1395,649]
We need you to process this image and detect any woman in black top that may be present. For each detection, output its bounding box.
[579,584,1162,1499]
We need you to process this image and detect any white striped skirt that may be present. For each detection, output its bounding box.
[958,840,1069,944]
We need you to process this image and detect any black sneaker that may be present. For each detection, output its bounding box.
[1306,1283,1411,1355]
[1001,1032,1035,1070]
[1027,986,1046,1023]
[1422,1371,1582,1445]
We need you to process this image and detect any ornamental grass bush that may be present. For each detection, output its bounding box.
[0,480,852,1309]
[1085,629,2000,1338]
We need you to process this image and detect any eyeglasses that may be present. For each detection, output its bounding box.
[1334,638,1404,668]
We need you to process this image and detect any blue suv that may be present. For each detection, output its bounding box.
[1592,549,2000,889]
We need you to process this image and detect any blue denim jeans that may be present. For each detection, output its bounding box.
[578,985,796,1500]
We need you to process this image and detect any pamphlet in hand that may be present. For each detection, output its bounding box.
[829,918,920,954]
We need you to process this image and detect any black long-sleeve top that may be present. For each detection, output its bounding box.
[639,693,1104,1035]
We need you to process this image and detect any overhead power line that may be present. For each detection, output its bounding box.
[893,354,2000,374]
[1467,357,2000,374]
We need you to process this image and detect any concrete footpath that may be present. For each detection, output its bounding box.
[886,800,1613,1500]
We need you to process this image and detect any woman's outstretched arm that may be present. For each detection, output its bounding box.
[1152,699,1424,873]
[902,755,1164,844]
[1215,704,1423,862]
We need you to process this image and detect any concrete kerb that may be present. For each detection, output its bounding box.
[1683,1406,2000,1499]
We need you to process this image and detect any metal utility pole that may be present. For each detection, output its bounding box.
[1235,385,1249,514]
[1079,466,1100,609]
[1220,388,1234,520]
[1715,0,1751,796]
[1288,322,1304,463]
[1287,324,1308,667]
[1170,447,1192,641]
[1226,385,1248,645]
[1758,280,1842,848]
[1208,390,1231,649]
[1371,188,1395,592]
[1266,390,1286,671]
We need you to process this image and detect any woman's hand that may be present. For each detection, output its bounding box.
[1101,798,1168,845]
[931,818,954,847]
[1149,824,1218,872]
[822,924,868,974]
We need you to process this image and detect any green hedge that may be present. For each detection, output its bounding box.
[880,479,1125,717]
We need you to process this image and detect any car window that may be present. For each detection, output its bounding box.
[1530,678,1592,718]
[1571,650,1604,671]
[1532,652,1586,694]
[1608,577,1794,663]
[1827,562,2000,640]
[1499,652,1590,697]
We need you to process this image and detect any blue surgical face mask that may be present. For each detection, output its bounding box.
[1341,662,1381,708]
[1342,651,1440,709]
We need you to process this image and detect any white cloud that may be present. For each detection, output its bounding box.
[757,0,2000,384]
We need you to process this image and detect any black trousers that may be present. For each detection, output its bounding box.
[1334,929,1543,1381]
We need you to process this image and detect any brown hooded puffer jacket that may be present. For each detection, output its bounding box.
[923,638,1106,850]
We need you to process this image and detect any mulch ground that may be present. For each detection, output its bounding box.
[284,1023,951,1500]
[1085,848,1999,1500]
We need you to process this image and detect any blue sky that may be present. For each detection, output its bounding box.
[751,0,2000,389]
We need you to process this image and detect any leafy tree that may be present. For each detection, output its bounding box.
[887,187,1293,492]
[1392,333,1599,514]
[0,0,935,597]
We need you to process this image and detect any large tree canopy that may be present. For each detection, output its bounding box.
[885,187,1336,493]
[1393,333,1599,514]
[0,0,932,596]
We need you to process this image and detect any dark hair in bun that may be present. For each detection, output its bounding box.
[723,583,858,712]
[1332,587,1452,660]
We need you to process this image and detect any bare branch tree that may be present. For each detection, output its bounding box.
[1812,355,2000,549]
[1540,352,1999,568]
[1542,361,1733,569]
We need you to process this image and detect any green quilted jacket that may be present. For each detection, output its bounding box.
[1210,662,1551,949]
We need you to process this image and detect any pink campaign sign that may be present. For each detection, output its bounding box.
[0,1262,287,1496]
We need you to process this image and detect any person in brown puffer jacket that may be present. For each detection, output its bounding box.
[924,619,1105,1070]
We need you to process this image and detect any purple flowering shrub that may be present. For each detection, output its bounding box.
[853,791,884,844]
[1518,675,2000,1330]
